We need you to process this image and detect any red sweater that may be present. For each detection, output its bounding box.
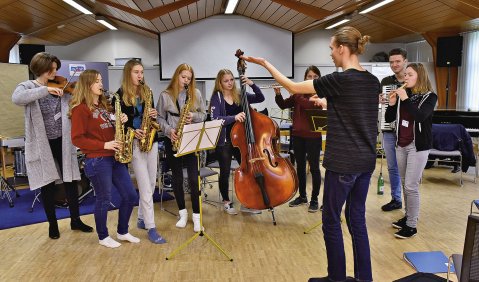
[71,103,115,158]
[275,94,323,138]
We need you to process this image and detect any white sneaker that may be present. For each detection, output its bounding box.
[240,205,262,214]
[117,232,140,243]
[224,202,238,215]
[99,236,121,248]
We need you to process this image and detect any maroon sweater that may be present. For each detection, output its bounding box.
[275,94,323,138]
[71,103,115,158]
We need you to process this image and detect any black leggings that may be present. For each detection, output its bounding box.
[40,137,80,224]
[165,138,200,213]
[292,136,322,201]
[215,141,241,202]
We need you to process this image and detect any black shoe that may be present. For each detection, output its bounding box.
[308,201,319,213]
[392,216,407,229]
[308,278,329,282]
[71,218,94,233]
[381,200,402,211]
[394,225,417,239]
[451,166,461,173]
[289,196,308,207]
[308,277,356,282]
[49,223,60,239]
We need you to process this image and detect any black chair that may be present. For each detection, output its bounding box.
[258,108,269,116]
[447,214,479,282]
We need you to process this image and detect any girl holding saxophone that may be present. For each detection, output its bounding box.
[70,69,139,248]
[156,63,206,232]
[112,59,166,244]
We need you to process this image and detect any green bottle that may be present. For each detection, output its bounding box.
[377,173,384,195]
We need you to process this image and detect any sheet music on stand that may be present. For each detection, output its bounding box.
[305,109,327,132]
[174,119,224,157]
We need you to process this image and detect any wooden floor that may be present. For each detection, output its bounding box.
[0,160,477,282]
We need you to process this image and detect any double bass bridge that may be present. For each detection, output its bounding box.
[248,157,265,163]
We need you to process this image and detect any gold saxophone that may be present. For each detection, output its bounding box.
[112,92,135,163]
[139,81,160,152]
[172,84,192,152]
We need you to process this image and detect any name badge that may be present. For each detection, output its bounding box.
[54,112,62,121]
[401,120,409,128]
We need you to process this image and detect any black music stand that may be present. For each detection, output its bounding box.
[305,109,327,132]
[166,119,233,261]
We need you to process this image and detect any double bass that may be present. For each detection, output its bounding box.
[231,49,298,225]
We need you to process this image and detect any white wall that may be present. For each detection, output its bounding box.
[46,29,159,67]
[294,28,407,64]
[405,40,434,62]
[160,15,293,79]
[43,20,436,113]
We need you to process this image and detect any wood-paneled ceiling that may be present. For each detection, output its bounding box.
[0,0,478,46]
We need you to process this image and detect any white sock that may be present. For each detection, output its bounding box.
[117,232,140,243]
[192,213,204,232]
[99,236,121,248]
[176,209,188,228]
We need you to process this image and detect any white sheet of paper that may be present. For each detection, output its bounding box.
[199,120,223,150]
[177,122,204,155]
[175,120,224,156]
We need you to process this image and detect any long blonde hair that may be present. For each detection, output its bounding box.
[165,63,197,106]
[213,69,240,105]
[407,63,434,94]
[68,69,110,117]
[121,59,146,106]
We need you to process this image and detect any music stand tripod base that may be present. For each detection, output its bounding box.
[303,216,344,234]
[0,176,15,208]
[165,120,233,261]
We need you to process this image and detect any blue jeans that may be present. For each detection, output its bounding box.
[84,156,138,240]
[322,170,372,282]
[383,132,402,202]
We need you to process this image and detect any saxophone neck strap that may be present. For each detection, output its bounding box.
[176,98,181,114]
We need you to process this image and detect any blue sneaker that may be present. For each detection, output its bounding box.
[137,219,146,230]
[148,228,167,244]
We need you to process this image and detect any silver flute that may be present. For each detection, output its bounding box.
[258,84,284,89]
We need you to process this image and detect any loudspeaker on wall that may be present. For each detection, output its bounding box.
[19,44,45,65]
[436,36,463,67]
